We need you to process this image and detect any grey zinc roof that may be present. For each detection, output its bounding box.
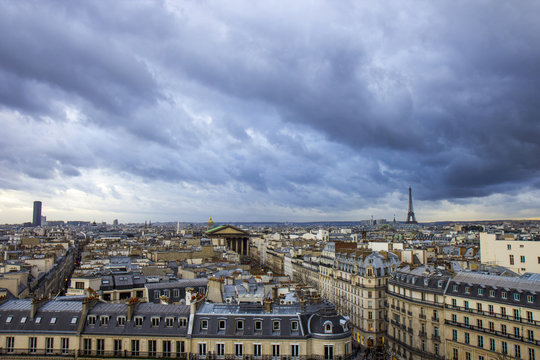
[452,272,540,292]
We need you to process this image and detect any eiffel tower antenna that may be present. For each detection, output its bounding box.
[406,186,418,224]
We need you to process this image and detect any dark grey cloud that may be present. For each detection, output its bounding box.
[1,0,539,221]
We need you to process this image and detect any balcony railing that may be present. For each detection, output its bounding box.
[445,320,540,346]
[445,304,540,326]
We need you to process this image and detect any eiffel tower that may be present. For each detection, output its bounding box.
[406,186,418,224]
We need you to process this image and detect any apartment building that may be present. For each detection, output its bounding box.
[445,272,540,360]
[319,242,400,348]
[386,265,450,360]
[0,296,352,359]
[480,232,540,274]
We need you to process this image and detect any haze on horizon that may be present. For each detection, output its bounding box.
[1,0,540,224]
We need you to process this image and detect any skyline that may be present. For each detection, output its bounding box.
[1,1,540,223]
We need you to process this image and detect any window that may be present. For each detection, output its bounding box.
[272,320,280,331]
[255,320,262,331]
[235,343,243,357]
[291,320,299,331]
[508,244,512,250]
[489,290,495,297]
[29,337,37,353]
[453,349,458,360]
[114,339,122,356]
[273,344,281,358]
[528,311,534,323]
[515,327,521,338]
[179,317,187,327]
[148,340,157,357]
[135,316,143,326]
[97,339,105,356]
[478,288,484,296]
[528,330,534,341]
[466,352,471,360]
[489,321,494,332]
[100,315,109,326]
[477,319,483,329]
[527,295,534,303]
[217,343,225,358]
[20,316,27,323]
[50,317,57,324]
[516,345,521,359]
[199,343,207,358]
[76,281,85,289]
[164,341,172,358]
[254,344,262,358]
[502,341,508,354]
[465,287,470,294]
[521,256,526,263]
[46,337,54,354]
[176,341,185,356]
[83,338,92,355]
[465,332,470,344]
[5,315,12,323]
[87,315,96,325]
[151,317,160,327]
[502,292,508,300]
[510,255,515,265]
[477,303,483,312]
[478,335,484,348]
[35,316,41,324]
[453,285,458,292]
[452,329,458,341]
[515,293,521,301]
[435,343,440,355]
[218,319,226,330]
[489,304,494,315]
[237,320,245,331]
[165,317,174,327]
[71,316,78,324]
[529,348,535,360]
[452,314,457,323]
[515,309,521,319]
[490,339,495,351]
[501,307,507,317]
[452,299,457,307]
[464,316,470,326]
[61,338,69,354]
[131,339,140,356]
[502,324,507,334]
[464,300,469,309]
[117,316,126,326]
[291,344,299,358]
[174,289,180,297]
[6,337,14,353]
[324,345,334,360]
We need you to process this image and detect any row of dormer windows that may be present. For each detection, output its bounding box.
[200,319,300,332]
[86,315,188,327]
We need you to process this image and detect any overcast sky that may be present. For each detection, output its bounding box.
[1,0,539,224]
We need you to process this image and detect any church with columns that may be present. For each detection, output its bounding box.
[205,224,250,256]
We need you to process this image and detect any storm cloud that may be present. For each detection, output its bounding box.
[0,0,539,223]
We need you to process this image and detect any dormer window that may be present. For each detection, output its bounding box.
[100,316,109,326]
[134,316,144,327]
[236,320,244,331]
[87,315,96,325]
[291,320,299,331]
[50,317,57,324]
[179,317,187,327]
[324,321,333,334]
[437,280,443,288]
[272,320,280,331]
[218,319,226,330]
[465,287,470,294]
[254,320,263,331]
[201,319,208,330]
[478,289,484,296]
[165,317,174,327]
[424,279,429,286]
[117,316,126,326]
[151,317,160,327]
[514,293,520,301]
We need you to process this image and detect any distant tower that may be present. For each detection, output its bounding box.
[207,217,214,230]
[176,221,181,234]
[32,201,42,227]
[406,186,418,224]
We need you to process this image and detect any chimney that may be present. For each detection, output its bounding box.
[300,297,306,312]
[30,296,48,319]
[190,293,205,315]
[264,297,273,313]
[78,294,100,333]
[127,297,140,321]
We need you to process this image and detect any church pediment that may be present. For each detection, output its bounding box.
[206,225,249,236]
